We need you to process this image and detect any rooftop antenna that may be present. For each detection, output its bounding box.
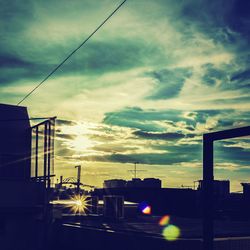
[128,162,146,179]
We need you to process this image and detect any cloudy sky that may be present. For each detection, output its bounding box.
[0,0,249,190]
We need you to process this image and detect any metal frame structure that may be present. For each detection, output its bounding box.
[203,126,250,250]
[60,177,95,189]
[31,117,56,190]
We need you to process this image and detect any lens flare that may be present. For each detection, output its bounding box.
[138,202,151,215]
[162,225,180,241]
[159,215,170,226]
[66,194,91,214]
[142,206,151,215]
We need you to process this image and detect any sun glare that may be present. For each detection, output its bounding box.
[70,135,95,151]
[67,194,91,214]
[60,122,98,152]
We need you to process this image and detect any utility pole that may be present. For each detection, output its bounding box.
[75,165,81,194]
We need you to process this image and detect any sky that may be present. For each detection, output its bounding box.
[0,0,249,191]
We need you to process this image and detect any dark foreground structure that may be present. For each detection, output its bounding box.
[0,103,249,250]
[202,126,250,250]
[0,104,55,250]
[43,209,250,250]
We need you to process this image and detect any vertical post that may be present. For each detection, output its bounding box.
[51,118,55,181]
[203,135,214,250]
[47,121,51,190]
[44,123,48,188]
[35,126,39,179]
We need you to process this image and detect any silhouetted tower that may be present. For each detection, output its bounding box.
[75,165,81,193]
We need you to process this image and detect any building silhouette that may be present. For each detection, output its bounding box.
[0,104,54,250]
[104,178,161,189]
[0,104,31,179]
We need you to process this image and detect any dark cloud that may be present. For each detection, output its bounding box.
[78,137,204,165]
[0,0,34,33]
[231,69,250,82]
[0,54,54,85]
[146,68,192,99]
[91,144,137,154]
[0,53,33,68]
[222,139,250,148]
[214,142,250,166]
[185,133,198,138]
[225,0,250,42]
[54,136,204,165]
[186,126,195,131]
[216,119,235,128]
[225,67,250,92]
[103,107,195,132]
[179,0,250,44]
[0,38,161,86]
[56,133,76,141]
[181,0,230,26]
[201,63,227,86]
[193,109,234,126]
[213,96,250,105]
[153,143,201,155]
[77,152,198,165]
[133,130,185,140]
[56,119,77,126]
[198,61,250,94]
[103,107,250,140]
[89,134,116,142]
[78,39,158,73]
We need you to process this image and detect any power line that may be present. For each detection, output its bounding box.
[17,0,128,106]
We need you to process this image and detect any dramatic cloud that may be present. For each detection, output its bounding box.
[133,130,185,140]
[1,0,249,189]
